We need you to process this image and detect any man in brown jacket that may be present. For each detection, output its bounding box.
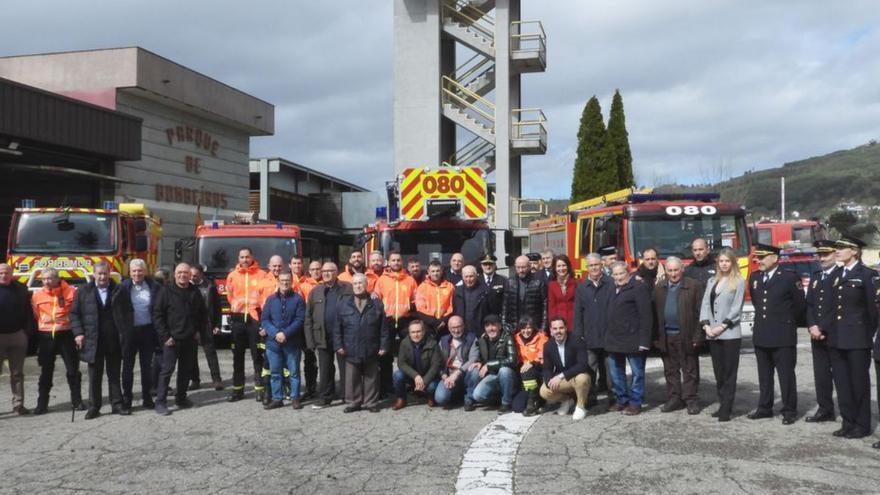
[654,256,705,414]
[305,262,353,408]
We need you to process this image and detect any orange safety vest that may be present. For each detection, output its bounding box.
[415,278,454,320]
[375,270,417,321]
[32,280,76,336]
[515,332,550,365]
[339,267,378,292]
[226,262,272,321]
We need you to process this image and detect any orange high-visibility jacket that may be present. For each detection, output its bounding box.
[32,280,76,335]
[415,278,455,320]
[375,270,417,321]
[226,262,272,321]
[339,267,378,292]
[515,331,549,365]
[295,275,319,301]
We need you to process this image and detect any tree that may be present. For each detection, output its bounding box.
[607,89,634,188]
[571,96,618,202]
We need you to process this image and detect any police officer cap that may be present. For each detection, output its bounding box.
[835,234,866,249]
[479,254,497,264]
[752,243,780,257]
[812,239,836,253]
[526,252,541,262]
[598,245,617,256]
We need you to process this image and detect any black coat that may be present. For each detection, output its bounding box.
[0,280,34,334]
[445,268,462,286]
[476,330,518,373]
[605,279,653,354]
[684,256,716,286]
[748,267,806,348]
[193,278,222,331]
[333,295,390,363]
[152,283,206,342]
[542,337,591,383]
[112,278,161,352]
[398,335,442,383]
[805,268,835,333]
[70,280,119,364]
[828,263,878,351]
[572,275,613,349]
[501,274,546,332]
[480,272,507,317]
[453,283,489,336]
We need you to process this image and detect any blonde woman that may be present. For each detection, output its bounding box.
[698,247,745,422]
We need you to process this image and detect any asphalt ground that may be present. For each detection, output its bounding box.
[0,332,877,494]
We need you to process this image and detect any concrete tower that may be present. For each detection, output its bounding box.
[393,0,546,263]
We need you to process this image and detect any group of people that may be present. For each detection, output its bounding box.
[0,236,878,449]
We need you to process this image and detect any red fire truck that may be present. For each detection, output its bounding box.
[358,166,493,267]
[7,201,162,289]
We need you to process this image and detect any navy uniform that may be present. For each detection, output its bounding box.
[803,240,838,422]
[478,255,507,317]
[827,236,877,439]
[747,244,806,424]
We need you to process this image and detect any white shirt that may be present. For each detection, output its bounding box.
[557,340,566,368]
[763,266,778,283]
[97,286,109,305]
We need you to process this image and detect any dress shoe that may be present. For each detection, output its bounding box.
[660,399,685,413]
[301,390,315,401]
[463,402,476,412]
[427,399,436,408]
[747,410,773,420]
[311,399,332,410]
[687,403,701,415]
[264,400,284,410]
[832,428,850,437]
[343,404,362,413]
[213,380,225,391]
[176,397,195,409]
[84,409,101,420]
[608,402,625,412]
[12,405,30,416]
[782,416,796,425]
[33,404,48,415]
[622,404,641,416]
[290,399,303,410]
[227,392,244,403]
[368,405,381,413]
[154,402,171,416]
[142,399,155,410]
[117,408,132,416]
[805,411,835,423]
[710,410,720,418]
[718,415,731,423]
[844,429,869,439]
[498,404,511,414]
[391,399,407,411]
[189,381,201,391]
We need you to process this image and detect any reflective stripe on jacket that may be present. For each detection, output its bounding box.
[32,280,76,335]
[226,262,272,321]
[415,279,454,320]
[375,270,417,320]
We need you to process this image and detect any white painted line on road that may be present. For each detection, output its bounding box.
[455,413,540,494]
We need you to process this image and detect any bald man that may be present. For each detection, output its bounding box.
[501,255,547,333]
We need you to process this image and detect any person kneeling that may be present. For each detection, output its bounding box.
[393,320,441,410]
[465,315,518,413]
[513,317,549,416]
[435,316,479,408]
[540,317,592,421]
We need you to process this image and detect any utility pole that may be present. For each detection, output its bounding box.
[780,176,785,222]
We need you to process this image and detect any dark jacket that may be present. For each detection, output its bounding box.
[684,256,716,286]
[805,267,835,333]
[304,281,353,350]
[453,283,489,336]
[605,279,653,354]
[749,267,806,348]
[476,330,518,374]
[480,272,507,317]
[398,335,442,383]
[261,289,306,351]
[152,283,206,342]
[192,277,222,332]
[112,278,162,352]
[653,277,705,354]
[635,264,659,292]
[445,267,463,286]
[70,280,118,363]
[573,275,614,349]
[828,263,878,351]
[439,333,479,374]
[542,337,591,383]
[0,280,34,334]
[501,274,546,332]
[334,295,390,363]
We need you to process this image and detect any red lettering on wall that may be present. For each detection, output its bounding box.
[154,183,228,210]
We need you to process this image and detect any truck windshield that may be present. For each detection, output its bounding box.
[198,237,298,276]
[11,212,117,254]
[380,228,491,266]
[628,214,750,259]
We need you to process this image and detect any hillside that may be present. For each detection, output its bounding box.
[659,142,880,218]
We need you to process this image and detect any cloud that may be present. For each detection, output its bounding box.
[2,0,878,201]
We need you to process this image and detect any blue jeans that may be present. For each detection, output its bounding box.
[434,372,466,406]
[266,343,301,401]
[609,352,646,406]
[392,369,438,401]
[470,367,518,407]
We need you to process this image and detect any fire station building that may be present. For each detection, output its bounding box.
[0,47,274,264]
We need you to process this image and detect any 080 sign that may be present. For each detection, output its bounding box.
[665,205,718,216]
[422,174,465,195]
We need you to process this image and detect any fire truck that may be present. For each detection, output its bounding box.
[7,201,162,288]
[176,213,300,334]
[529,188,756,331]
[357,166,493,267]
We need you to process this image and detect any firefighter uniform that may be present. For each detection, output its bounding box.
[804,240,837,422]
[747,244,806,424]
[415,278,455,336]
[31,280,83,413]
[827,236,877,439]
[226,262,273,401]
[375,269,418,395]
[339,267,378,292]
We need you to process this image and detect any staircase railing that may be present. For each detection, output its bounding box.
[442,75,496,131]
[441,0,495,44]
[511,108,546,145]
[511,20,546,55]
[454,53,494,90]
[444,136,495,167]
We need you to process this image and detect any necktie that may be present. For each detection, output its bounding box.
[843,269,849,279]
[763,273,768,284]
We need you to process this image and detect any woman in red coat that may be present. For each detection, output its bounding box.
[547,255,577,331]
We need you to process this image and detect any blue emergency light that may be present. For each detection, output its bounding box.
[103,201,118,210]
[21,199,36,208]
[212,222,220,229]
[276,222,283,229]
[376,206,387,219]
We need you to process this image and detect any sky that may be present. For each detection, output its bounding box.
[2,0,878,199]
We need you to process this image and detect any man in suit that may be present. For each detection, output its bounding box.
[453,265,489,336]
[445,253,464,286]
[478,255,507,317]
[540,317,591,421]
[535,250,555,283]
[804,240,838,423]
[827,235,877,440]
[747,243,806,425]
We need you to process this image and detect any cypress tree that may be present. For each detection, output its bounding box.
[607,89,634,188]
[571,96,618,202]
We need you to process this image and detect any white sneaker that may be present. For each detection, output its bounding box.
[572,406,587,421]
[556,399,574,416]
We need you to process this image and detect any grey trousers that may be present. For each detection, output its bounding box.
[0,330,27,408]
[345,358,379,408]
